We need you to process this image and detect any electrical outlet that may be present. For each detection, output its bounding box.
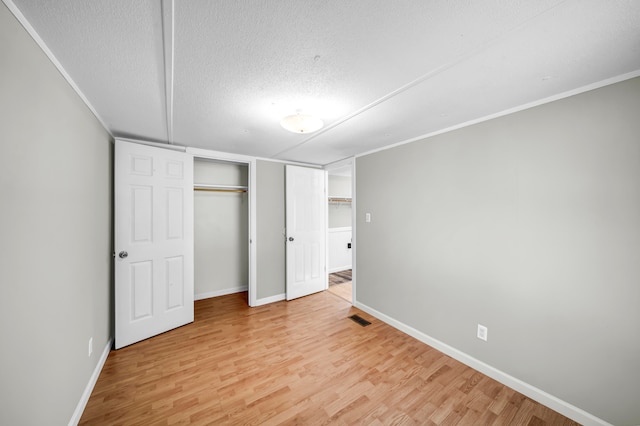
[477,324,488,341]
[88,337,93,357]
[365,213,371,223]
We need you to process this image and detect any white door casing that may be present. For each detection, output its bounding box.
[115,140,194,349]
[286,165,327,300]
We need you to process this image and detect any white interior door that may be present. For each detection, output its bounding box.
[115,140,194,349]
[286,165,327,300]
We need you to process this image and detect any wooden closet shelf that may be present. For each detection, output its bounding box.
[194,184,248,193]
[328,197,351,203]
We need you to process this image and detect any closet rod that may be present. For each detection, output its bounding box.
[328,197,351,203]
[195,188,246,193]
[194,184,248,193]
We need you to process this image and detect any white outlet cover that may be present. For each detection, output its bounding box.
[88,337,93,357]
[477,324,488,341]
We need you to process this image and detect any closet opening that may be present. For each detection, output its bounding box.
[193,157,249,302]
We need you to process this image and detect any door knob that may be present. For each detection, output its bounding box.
[288,237,294,242]
[119,251,128,259]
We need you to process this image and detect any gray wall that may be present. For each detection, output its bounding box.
[256,160,286,299]
[328,175,352,198]
[328,175,352,228]
[328,203,352,229]
[356,77,640,426]
[194,159,248,296]
[0,3,113,425]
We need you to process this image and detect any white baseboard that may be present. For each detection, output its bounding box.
[252,293,285,307]
[354,302,612,426]
[195,285,248,301]
[68,337,113,426]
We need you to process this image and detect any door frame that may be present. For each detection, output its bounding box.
[187,147,257,307]
[324,157,356,305]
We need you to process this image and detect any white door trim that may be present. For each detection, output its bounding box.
[350,160,356,305]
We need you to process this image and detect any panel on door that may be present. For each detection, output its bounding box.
[115,140,194,349]
[286,165,327,300]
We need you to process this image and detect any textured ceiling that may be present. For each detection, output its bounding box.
[6,0,640,165]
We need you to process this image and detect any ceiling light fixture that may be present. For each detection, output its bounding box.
[280,113,323,134]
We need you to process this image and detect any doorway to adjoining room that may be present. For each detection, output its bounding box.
[327,164,353,303]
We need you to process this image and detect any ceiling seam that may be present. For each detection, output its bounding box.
[271,0,572,159]
[2,0,114,138]
[161,0,175,144]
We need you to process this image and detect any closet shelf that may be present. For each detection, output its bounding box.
[328,197,352,204]
[194,184,247,193]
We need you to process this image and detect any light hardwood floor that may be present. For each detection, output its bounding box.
[328,270,352,303]
[80,291,578,425]
[329,270,352,286]
[327,282,352,303]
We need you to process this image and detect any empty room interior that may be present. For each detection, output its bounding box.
[1,1,639,425]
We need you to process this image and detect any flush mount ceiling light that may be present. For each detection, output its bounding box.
[280,113,323,134]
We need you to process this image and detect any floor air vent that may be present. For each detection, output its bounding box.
[349,314,371,327]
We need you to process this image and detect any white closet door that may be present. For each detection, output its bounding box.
[286,165,327,300]
[114,140,194,349]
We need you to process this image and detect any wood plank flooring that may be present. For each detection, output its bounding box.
[80,292,578,425]
[327,281,352,303]
[328,270,352,303]
[329,270,352,286]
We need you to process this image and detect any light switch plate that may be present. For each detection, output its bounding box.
[477,324,488,341]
